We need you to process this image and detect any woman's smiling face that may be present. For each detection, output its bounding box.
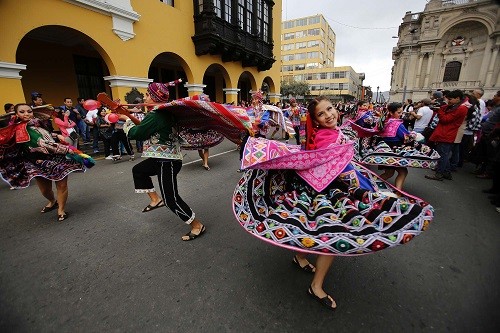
[312,100,338,129]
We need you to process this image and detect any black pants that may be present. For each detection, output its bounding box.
[132,158,195,223]
[293,126,300,145]
[111,129,133,156]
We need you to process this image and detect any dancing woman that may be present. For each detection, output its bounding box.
[0,104,91,221]
[376,103,410,189]
[121,82,206,241]
[233,96,434,310]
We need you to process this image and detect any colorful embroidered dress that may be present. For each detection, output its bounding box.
[232,129,434,255]
[0,119,87,189]
[342,118,440,169]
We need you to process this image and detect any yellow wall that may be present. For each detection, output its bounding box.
[0,0,282,111]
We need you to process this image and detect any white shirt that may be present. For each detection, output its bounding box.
[478,99,487,118]
[85,109,98,123]
[413,106,434,131]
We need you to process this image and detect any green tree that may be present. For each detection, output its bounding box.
[280,80,310,99]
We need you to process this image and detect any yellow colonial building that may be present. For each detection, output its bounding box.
[0,0,282,112]
[281,14,365,101]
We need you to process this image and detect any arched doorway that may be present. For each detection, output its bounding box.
[237,71,257,104]
[149,53,191,99]
[203,64,230,103]
[17,25,113,103]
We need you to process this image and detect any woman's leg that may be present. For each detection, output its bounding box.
[310,255,336,307]
[35,178,56,209]
[198,149,209,168]
[379,168,395,180]
[294,252,316,272]
[55,176,69,216]
[394,167,408,190]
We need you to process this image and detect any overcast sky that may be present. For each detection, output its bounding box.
[282,0,429,91]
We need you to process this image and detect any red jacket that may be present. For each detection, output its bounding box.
[429,102,468,143]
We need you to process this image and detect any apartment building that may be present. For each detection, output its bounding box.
[281,14,365,101]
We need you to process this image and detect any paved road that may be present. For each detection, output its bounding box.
[0,139,499,332]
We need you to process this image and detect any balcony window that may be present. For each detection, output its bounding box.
[262,1,269,41]
[246,0,253,33]
[294,64,305,71]
[214,0,222,18]
[161,0,174,6]
[224,1,232,22]
[238,0,245,30]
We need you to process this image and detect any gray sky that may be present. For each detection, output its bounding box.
[282,0,429,91]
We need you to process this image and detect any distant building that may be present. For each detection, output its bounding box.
[390,0,499,102]
[0,0,282,110]
[281,14,364,101]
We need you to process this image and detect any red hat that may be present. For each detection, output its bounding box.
[147,79,183,102]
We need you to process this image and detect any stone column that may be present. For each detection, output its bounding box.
[223,88,240,105]
[103,75,152,101]
[478,37,493,81]
[267,93,282,104]
[415,53,424,88]
[423,52,434,88]
[184,83,206,97]
[0,61,27,109]
[485,45,499,87]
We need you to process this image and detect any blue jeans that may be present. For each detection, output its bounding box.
[76,120,89,142]
[450,143,460,170]
[435,142,453,175]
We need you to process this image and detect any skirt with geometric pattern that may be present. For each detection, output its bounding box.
[0,144,85,189]
[232,163,433,256]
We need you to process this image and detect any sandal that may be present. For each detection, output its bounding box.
[203,165,210,171]
[308,286,337,311]
[142,200,165,213]
[41,202,58,213]
[181,225,206,241]
[293,255,316,273]
[58,212,69,222]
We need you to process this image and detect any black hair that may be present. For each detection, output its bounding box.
[446,90,464,100]
[14,103,32,113]
[387,102,402,113]
[4,103,14,112]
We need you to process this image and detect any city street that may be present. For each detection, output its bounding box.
[0,139,499,332]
